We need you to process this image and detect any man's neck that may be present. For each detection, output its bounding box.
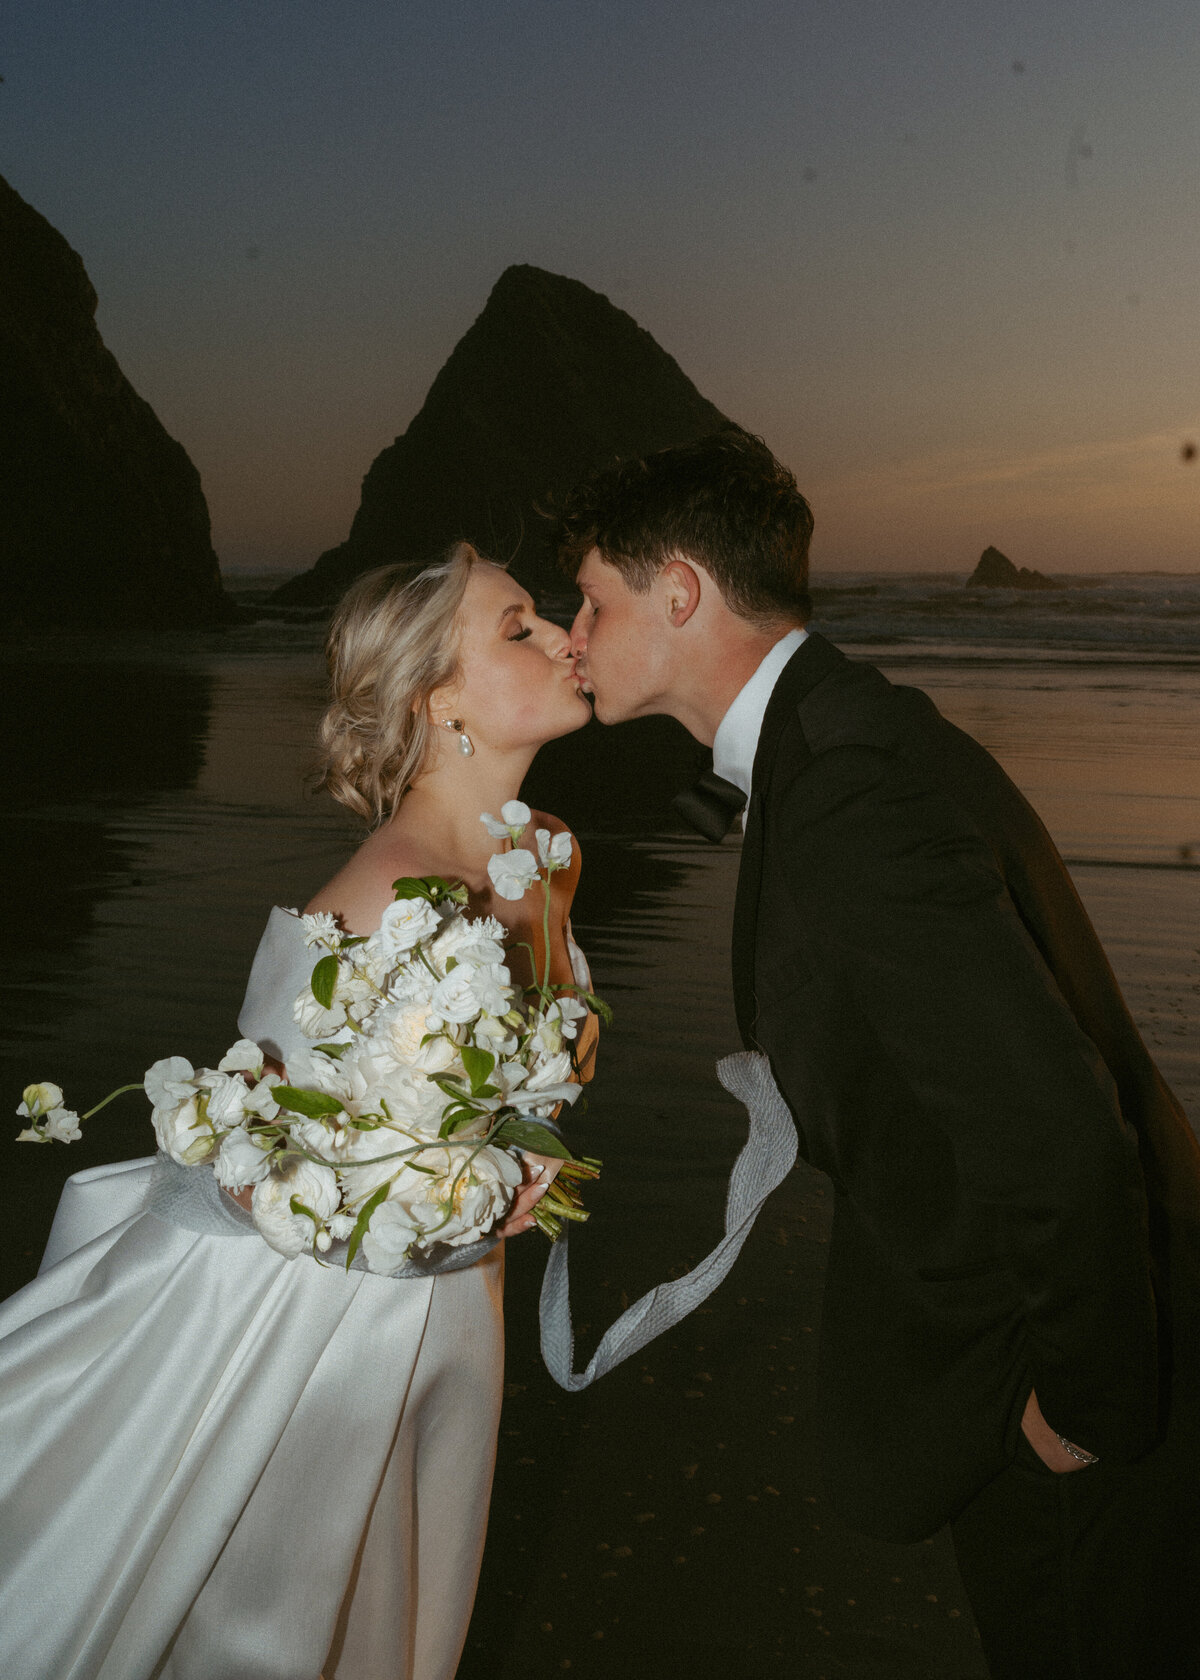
[670,623,806,746]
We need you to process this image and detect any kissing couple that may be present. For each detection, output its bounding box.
[1,431,1198,1680]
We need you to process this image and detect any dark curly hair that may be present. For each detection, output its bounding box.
[553,428,813,625]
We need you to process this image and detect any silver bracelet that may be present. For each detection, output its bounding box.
[1056,1433,1099,1465]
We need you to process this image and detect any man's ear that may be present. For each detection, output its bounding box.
[661,558,701,628]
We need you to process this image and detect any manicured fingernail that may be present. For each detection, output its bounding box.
[531,1184,549,1204]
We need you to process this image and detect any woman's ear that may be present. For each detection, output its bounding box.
[661,558,702,628]
[425,677,461,724]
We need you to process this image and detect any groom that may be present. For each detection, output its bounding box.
[554,430,1200,1679]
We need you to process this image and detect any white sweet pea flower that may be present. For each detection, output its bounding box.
[20,1082,64,1117]
[251,1159,339,1260]
[144,1056,196,1110]
[487,847,539,902]
[41,1106,82,1144]
[533,1012,564,1056]
[328,1212,357,1240]
[217,1039,266,1077]
[201,1071,253,1129]
[241,1073,282,1121]
[535,828,573,871]
[555,995,589,1038]
[301,911,342,949]
[474,1014,519,1057]
[480,800,531,842]
[213,1125,275,1192]
[378,897,440,956]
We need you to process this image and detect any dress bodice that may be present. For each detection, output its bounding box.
[237,839,596,1080]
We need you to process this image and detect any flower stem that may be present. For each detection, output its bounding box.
[81,1083,146,1121]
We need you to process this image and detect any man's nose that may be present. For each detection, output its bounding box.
[569,603,589,654]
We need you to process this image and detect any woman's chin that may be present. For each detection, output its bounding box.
[536,693,594,746]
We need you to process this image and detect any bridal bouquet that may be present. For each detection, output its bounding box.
[15,803,604,1273]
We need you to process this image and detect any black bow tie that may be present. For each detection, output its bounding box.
[672,770,747,841]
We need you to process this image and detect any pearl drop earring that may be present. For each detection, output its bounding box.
[443,718,474,757]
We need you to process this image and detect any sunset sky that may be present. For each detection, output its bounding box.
[4,0,1199,575]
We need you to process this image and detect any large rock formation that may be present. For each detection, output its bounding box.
[0,174,227,628]
[967,546,1058,590]
[275,265,733,606]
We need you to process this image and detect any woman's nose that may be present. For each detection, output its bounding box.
[540,618,572,660]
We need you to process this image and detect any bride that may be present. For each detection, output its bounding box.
[0,542,596,1680]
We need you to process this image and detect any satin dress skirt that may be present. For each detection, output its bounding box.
[0,1158,505,1680]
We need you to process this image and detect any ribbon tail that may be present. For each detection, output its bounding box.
[539,1051,798,1391]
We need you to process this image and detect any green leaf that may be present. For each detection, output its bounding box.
[345,1182,389,1269]
[439,1105,481,1138]
[289,1195,320,1228]
[460,1045,496,1096]
[491,1118,574,1160]
[310,954,339,1010]
[273,1085,344,1118]
[391,876,435,901]
[430,1073,469,1103]
[314,1041,349,1060]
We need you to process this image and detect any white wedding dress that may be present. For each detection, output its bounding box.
[0,908,507,1680]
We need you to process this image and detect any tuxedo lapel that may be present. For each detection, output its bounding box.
[730,632,846,1046]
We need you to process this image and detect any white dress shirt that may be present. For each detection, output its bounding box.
[711,628,808,822]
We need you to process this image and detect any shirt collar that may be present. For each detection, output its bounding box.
[711,627,808,802]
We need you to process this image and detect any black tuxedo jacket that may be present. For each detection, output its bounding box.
[734,633,1200,1541]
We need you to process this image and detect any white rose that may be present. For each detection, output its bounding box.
[384,1003,458,1073]
[428,914,482,970]
[293,988,348,1039]
[251,1159,339,1260]
[217,1039,266,1076]
[429,968,487,1026]
[338,1122,423,1203]
[359,1191,424,1275]
[213,1125,274,1191]
[152,1093,216,1166]
[487,847,539,902]
[378,898,440,956]
[401,1143,522,1248]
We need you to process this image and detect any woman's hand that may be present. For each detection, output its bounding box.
[1020,1388,1097,1473]
[496,1151,563,1238]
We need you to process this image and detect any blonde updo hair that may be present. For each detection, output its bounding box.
[314,541,493,825]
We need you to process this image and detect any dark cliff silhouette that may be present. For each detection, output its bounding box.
[274,265,734,606]
[0,174,227,628]
[967,546,1058,591]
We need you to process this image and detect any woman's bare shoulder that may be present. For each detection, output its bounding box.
[304,830,426,936]
[529,809,572,837]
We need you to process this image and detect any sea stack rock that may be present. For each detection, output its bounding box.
[0,174,227,628]
[275,265,733,607]
[967,546,1058,590]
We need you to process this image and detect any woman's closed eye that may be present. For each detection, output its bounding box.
[507,625,533,642]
